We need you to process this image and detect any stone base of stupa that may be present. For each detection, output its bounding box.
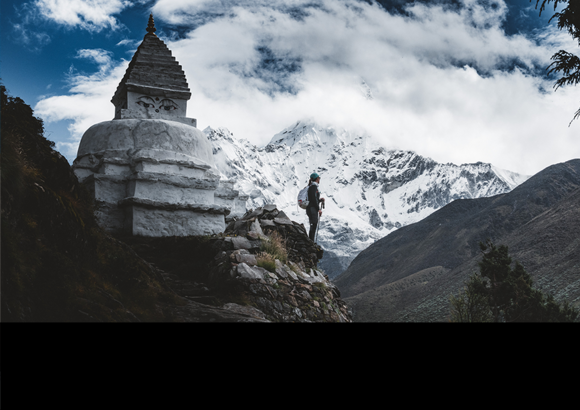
[72,119,244,237]
[122,201,227,237]
[81,172,231,237]
[214,179,250,218]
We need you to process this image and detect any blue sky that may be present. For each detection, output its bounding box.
[1,0,577,175]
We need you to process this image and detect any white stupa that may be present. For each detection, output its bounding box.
[72,14,246,236]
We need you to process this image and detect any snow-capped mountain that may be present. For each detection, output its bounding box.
[205,121,529,279]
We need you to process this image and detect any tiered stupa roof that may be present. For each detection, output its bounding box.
[111,14,191,106]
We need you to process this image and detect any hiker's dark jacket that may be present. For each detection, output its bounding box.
[307,183,320,212]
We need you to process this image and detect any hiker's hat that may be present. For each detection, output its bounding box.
[310,173,319,180]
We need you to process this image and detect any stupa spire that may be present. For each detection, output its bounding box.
[146,13,156,35]
[111,13,191,116]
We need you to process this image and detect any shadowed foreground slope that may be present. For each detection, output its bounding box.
[333,159,580,322]
[1,86,272,322]
[1,86,171,321]
[1,86,351,322]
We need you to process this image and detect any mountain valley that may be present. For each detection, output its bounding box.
[333,159,580,321]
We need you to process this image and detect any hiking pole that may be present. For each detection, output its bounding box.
[315,212,320,243]
[315,200,324,243]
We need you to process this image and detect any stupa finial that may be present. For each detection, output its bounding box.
[146,13,156,35]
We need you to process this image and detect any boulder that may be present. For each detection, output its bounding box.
[236,263,264,280]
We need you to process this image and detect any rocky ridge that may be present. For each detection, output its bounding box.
[124,204,352,322]
[206,205,352,322]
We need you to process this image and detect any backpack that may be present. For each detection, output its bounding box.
[297,185,310,209]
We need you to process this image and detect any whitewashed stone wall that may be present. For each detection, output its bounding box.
[73,119,246,236]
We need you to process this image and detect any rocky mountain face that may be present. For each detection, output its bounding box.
[205,121,528,278]
[333,159,580,322]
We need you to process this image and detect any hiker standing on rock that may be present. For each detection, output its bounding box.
[306,173,325,242]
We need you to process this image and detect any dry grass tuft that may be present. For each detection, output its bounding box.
[260,231,288,264]
[256,252,277,273]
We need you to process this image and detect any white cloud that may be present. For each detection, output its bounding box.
[116,38,139,47]
[34,0,133,31]
[35,50,127,157]
[12,23,51,51]
[36,0,580,175]
[151,0,314,25]
[76,48,115,67]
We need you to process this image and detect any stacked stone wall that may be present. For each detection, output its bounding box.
[224,204,323,270]
[122,204,352,322]
[204,205,352,322]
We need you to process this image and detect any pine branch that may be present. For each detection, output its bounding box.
[533,1,580,125]
[534,0,566,17]
[570,106,580,127]
[548,50,580,89]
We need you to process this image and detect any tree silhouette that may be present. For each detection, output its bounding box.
[450,240,579,322]
[533,0,580,124]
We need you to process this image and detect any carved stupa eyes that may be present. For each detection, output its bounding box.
[160,99,178,111]
[136,96,178,111]
[137,96,156,109]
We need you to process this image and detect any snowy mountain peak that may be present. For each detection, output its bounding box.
[206,121,530,278]
[267,120,362,151]
[491,164,530,190]
[204,126,238,144]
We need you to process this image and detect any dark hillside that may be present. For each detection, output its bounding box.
[1,85,179,321]
[334,159,580,321]
[1,86,268,322]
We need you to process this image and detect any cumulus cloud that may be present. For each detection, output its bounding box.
[35,49,127,157]
[36,0,580,174]
[9,0,136,53]
[34,0,133,31]
[76,48,115,66]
